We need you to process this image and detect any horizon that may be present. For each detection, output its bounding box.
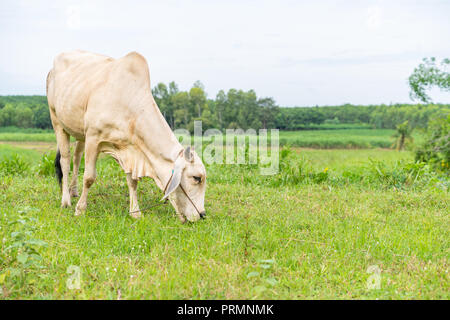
[1,92,449,109]
[1,0,449,106]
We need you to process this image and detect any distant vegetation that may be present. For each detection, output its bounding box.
[0,75,448,166]
[408,57,450,103]
[1,89,449,132]
[278,129,416,149]
[0,96,50,129]
[0,129,406,149]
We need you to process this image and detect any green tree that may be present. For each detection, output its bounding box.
[214,90,227,129]
[0,104,16,126]
[415,116,449,170]
[169,81,179,96]
[152,83,169,112]
[391,120,413,151]
[32,104,51,129]
[153,82,181,129]
[189,84,207,118]
[172,91,190,128]
[258,97,278,129]
[13,107,34,128]
[409,57,450,103]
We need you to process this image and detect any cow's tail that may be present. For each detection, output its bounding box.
[55,149,63,189]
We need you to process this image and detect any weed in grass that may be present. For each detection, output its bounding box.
[36,151,56,176]
[0,207,48,293]
[0,154,30,175]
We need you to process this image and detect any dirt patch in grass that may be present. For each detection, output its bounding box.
[0,141,56,153]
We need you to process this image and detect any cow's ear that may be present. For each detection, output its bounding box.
[161,160,184,201]
[184,146,193,162]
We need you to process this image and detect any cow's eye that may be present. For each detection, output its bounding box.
[193,176,202,183]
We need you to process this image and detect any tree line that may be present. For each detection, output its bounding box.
[151,81,279,132]
[0,96,50,129]
[0,83,448,132]
[276,103,449,130]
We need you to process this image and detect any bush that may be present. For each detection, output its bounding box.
[36,152,56,176]
[415,115,450,171]
[366,159,440,189]
[273,147,329,186]
[0,154,30,175]
[0,208,48,287]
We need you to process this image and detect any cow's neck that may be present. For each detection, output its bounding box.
[135,95,183,190]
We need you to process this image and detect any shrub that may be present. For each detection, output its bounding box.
[415,115,450,171]
[36,151,56,176]
[0,154,30,175]
[0,208,47,287]
[366,158,439,189]
[273,147,329,186]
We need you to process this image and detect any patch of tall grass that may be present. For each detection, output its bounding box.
[0,154,30,175]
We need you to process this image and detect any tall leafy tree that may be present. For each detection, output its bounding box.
[258,97,278,129]
[0,104,15,126]
[172,91,190,128]
[409,57,450,103]
[13,106,34,128]
[214,90,227,129]
[189,85,207,118]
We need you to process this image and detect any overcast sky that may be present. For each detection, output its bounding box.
[1,0,449,106]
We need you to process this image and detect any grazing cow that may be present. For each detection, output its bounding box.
[46,50,206,222]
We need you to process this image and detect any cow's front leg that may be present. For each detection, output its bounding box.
[126,173,141,218]
[75,139,98,216]
[69,140,85,197]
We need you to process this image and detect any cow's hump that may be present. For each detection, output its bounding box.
[118,51,151,84]
[53,50,113,72]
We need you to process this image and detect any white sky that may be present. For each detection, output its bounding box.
[1,0,449,106]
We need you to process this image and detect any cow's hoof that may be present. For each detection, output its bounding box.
[178,214,186,224]
[70,189,79,197]
[130,211,142,219]
[61,200,71,208]
[75,207,85,216]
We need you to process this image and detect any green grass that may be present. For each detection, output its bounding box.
[0,126,53,134]
[278,129,424,149]
[0,144,44,164]
[279,123,374,130]
[0,128,422,149]
[294,148,411,170]
[0,132,56,142]
[0,142,448,299]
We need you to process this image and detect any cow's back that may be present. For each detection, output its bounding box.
[47,51,114,139]
[47,50,151,141]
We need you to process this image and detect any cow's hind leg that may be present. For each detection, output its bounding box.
[69,141,85,197]
[75,138,99,216]
[126,173,141,219]
[55,129,71,207]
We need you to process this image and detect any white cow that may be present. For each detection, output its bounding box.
[46,50,206,222]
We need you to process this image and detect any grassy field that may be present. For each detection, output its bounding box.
[278,129,425,149]
[0,128,423,149]
[0,138,448,299]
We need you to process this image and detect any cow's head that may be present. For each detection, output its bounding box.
[162,146,206,222]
